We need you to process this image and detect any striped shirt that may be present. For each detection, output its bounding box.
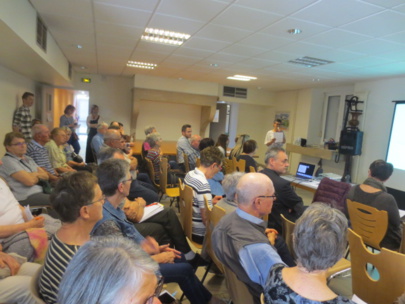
[26,140,56,175]
[13,106,32,140]
[146,149,161,182]
[39,235,80,304]
[184,168,213,237]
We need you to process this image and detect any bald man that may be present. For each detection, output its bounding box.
[212,173,284,304]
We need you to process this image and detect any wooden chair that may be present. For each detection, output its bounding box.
[183,152,190,172]
[144,158,160,189]
[159,157,180,209]
[222,158,234,174]
[178,182,203,250]
[280,214,351,281]
[346,199,388,250]
[200,196,225,283]
[399,222,405,254]
[249,166,256,172]
[223,265,255,304]
[348,228,405,304]
[232,157,246,172]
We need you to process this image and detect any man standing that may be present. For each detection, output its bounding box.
[13,92,34,141]
[188,134,201,170]
[264,119,285,151]
[260,147,304,233]
[176,124,193,171]
[184,146,223,244]
[26,124,60,183]
[212,173,284,304]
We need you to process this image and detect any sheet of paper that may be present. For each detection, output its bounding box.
[24,205,33,220]
[139,203,164,223]
[274,132,284,143]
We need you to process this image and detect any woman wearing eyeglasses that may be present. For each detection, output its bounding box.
[39,171,104,304]
[0,132,50,207]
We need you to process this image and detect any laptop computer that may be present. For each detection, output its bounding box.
[295,162,316,180]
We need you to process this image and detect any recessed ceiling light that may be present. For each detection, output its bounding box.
[80,66,87,70]
[227,74,257,81]
[287,29,302,35]
[76,44,83,49]
[141,28,190,46]
[210,63,219,67]
[126,61,157,69]
[312,78,320,82]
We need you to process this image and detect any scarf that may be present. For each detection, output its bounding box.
[362,177,387,192]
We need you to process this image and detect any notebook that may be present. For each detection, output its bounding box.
[295,162,316,180]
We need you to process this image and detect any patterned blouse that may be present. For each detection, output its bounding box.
[264,264,355,304]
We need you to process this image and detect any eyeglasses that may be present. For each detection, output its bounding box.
[258,195,277,200]
[10,142,26,146]
[144,276,164,304]
[86,195,105,206]
[122,176,133,184]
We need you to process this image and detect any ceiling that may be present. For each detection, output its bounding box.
[29,0,405,91]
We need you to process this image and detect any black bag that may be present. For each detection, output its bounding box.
[37,179,53,194]
[72,152,83,163]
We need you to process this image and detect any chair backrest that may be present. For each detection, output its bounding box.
[232,157,246,172]
[223,158,234,174]
[30,265,45,304]
[196,157,200,168]
[347,199,388,250]
[348,228,405,304]
[280,213,296,260]
[249,166,256,172]
[183,152,190,172]
[179,183,195,240]
[144,158,159,187]
[400,222,405,254]
[312,177,351,213]
[160,157,168,192]
[223,265,255,304]
[204,196,225,273]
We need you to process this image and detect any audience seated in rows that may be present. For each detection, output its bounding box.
[199,138,224,197]
[26,124,60,183]
[45,128,75,174]
[263,203,355,304]
[58,237,160,304]
[260,147,305,233]
[237,139,258,173]
[92,158,222,304]
[0,132,51,207]
[346,159,402,250]
[184,146,223,245]
[39,171,103,304]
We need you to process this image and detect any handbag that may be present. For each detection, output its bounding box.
[37,179,53,194]
[72,152,84,163]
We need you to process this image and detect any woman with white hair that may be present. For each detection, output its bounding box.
[58,237,161,304]
[263,203,355,304]
[145,132,167,183]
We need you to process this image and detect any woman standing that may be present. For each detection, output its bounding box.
[85,105,101,163]
[60,105,80,154]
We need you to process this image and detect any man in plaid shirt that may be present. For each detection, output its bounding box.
[12,92,34,140]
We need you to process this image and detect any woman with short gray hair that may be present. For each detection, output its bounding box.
[58,237,160,304]
[145,133,165,183]
[263,203,355,304]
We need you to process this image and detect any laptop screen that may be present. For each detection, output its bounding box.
[296,162,315,179]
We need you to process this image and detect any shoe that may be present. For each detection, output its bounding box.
[187,253,208,270]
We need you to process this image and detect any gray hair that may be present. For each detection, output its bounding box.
[31,124,48,137]
[97,122,108,130]
[223,172,245,201]
[293,203,348,272]
[97,158,130,196]
[57,236,159,304]
[60,126,71,134]
[97,148,124,165]
[104,129,121,142]
[145,132,161,148]
[264,147,285,164]
[144,125,156,136]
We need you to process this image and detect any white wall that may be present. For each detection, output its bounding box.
[73,73,133,134]
[135,99,202,141]
[0,64,36,155]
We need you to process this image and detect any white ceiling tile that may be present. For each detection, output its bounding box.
[343,55,397,67]
[341,11,405,37]
[273,42,333,58]
[381,30,405,44]
[291,0,383,27]
[238,33,293,50]
[339,39,405,56]
[94,3,151,28]
[220,44,267,57]
[235,0,318,16]
[30,0,92,20]
[94,0,159,11]
[360,0,405,9]
[172,47,214,59]
[182,37,231,52]
[211,5,283,32]
[147,13,205,35]
[304,29,371,48]
[196,24,252,43]
[95,22,144,39]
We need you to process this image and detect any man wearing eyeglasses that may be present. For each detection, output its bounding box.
[260,147,305,234]
[212,173,284,304]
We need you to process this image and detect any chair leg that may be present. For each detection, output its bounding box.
[201,260,213,284]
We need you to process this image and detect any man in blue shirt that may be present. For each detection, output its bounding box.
[212,173,284,304]
[91,122,108,155]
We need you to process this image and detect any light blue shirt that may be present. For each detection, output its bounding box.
[236,208,285,287]
[91,133,104,154]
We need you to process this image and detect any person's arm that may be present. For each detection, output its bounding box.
[86,115,92,128]
[264,131,276,146]
[66,160,84,167]
[36,167,49,180]
[0,252,20,276]
[123,198,146,223]
[10,170,42,187]
[278,181,304,213]
[55,166,76,173]
[239,243,285,286]
[0,216,45,238]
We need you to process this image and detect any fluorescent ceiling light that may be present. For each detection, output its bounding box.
[141,28,190,46]
[127,61,157,69]
[227,74,257,81]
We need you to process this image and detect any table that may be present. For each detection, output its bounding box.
[281,175,321,193]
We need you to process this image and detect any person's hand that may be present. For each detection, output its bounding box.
[0,252,21,276]
[265,228,278,246]
[28,216,45,229]
[135,197,146,208]
[154,251,177,264]
[159,244,181,259]
[212,196,222,205]
[141,236,160,255]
